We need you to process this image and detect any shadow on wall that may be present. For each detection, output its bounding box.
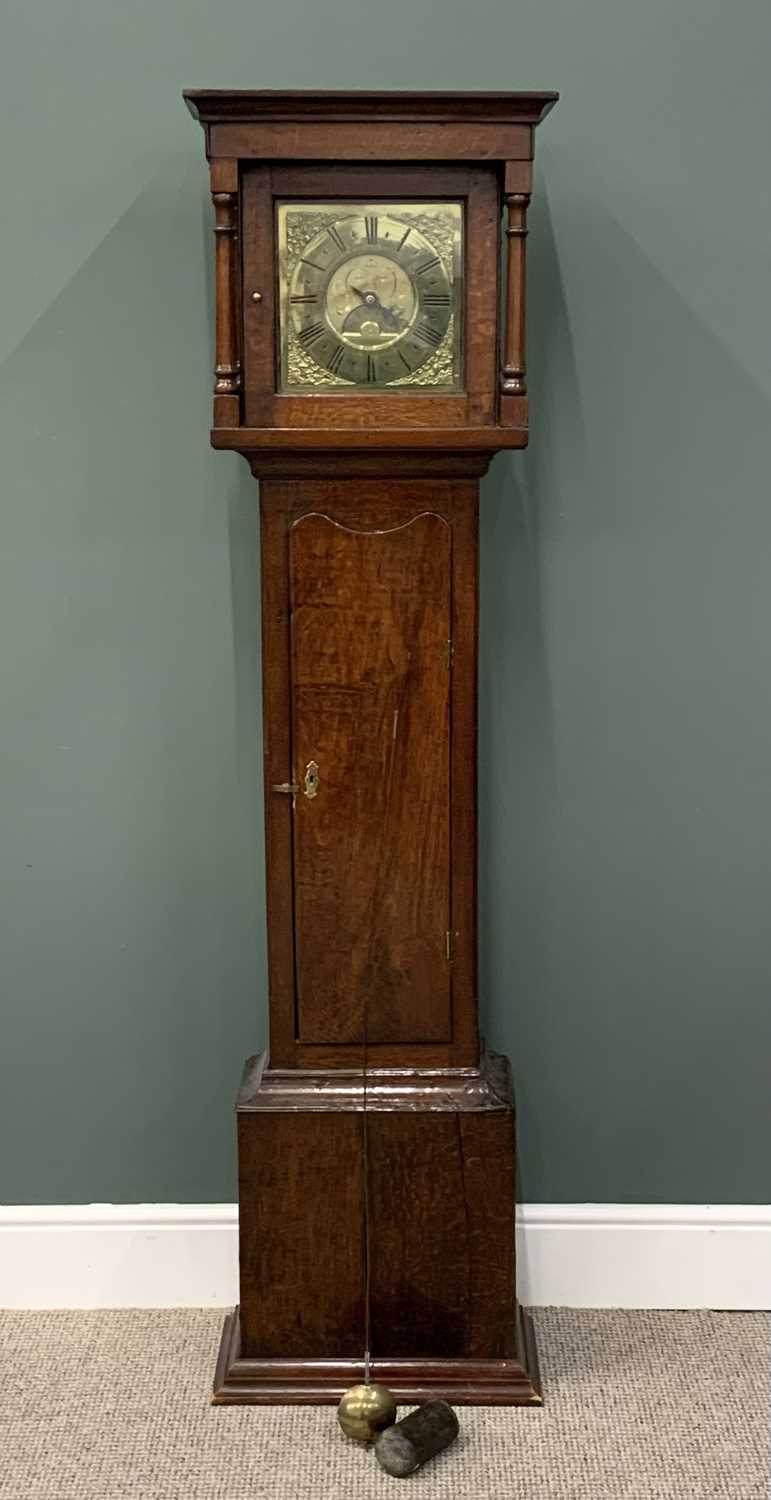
[0,157,264,1202]
[479,166,770,1202]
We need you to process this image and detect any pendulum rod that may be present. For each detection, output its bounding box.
[360,678,401,1386]
[362,983,372,1383]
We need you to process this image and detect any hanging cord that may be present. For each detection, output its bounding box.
[361,679,405,1385]
[361,840,374,1385]
[362,996,372,1384]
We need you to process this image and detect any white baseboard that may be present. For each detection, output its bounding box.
[0,1204,239,1312]
[0,1204,768,1311]
[515,1204,770,1310]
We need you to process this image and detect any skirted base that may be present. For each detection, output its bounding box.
[227,1048,540,1403]
[212,1303,542,1406]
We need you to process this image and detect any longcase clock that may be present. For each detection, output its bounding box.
[183,88,558,1405]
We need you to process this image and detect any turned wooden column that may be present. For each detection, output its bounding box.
[500,189,530,400]
[210,159,241,426]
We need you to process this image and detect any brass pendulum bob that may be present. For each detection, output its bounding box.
[337,1382,398,1443]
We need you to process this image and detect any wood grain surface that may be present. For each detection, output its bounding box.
[259,478,479,1069]
[367,1110,517,1359]
[209,121,533,163]
[238,1110,365,1357]
[290,510,452,1045]
[213,1304,542,1404]
[184,89,558,127]
[234,1051,524,1380]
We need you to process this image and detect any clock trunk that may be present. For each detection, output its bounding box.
[261,477,479,1070]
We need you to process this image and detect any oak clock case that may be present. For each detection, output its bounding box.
[183,87,558,1408]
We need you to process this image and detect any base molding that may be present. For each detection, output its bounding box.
[212,1304,542,1406]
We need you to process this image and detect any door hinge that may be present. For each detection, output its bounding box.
[447,638,454,670]
[446,930,452,962]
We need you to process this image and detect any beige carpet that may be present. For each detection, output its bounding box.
[0,1309,768,1498]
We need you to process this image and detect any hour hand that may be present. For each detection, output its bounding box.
[350,285,373,303]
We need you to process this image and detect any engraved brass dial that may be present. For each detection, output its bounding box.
[277,202,463,392]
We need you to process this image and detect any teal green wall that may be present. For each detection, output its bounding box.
[1,2,769,1204]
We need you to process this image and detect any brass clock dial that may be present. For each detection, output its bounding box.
[277,202,463,392]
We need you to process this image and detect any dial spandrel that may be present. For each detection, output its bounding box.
[277,202,463,392]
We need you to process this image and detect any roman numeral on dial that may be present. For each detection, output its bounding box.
[326,345,346,375]
[416,255,441,276]
[290,294,318,304]
[298,321,327,347]
[423,293,450,305]
[413,322,444,348]
[328,225,346,253]
[366,356,377,382]
[365,216,378,244]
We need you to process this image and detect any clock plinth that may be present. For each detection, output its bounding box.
[184,88,558,1405]
[212,1049,541,1406]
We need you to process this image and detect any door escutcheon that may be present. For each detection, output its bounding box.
[304,760,319,799]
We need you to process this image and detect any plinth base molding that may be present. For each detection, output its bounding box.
[212,1304,542,1406]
